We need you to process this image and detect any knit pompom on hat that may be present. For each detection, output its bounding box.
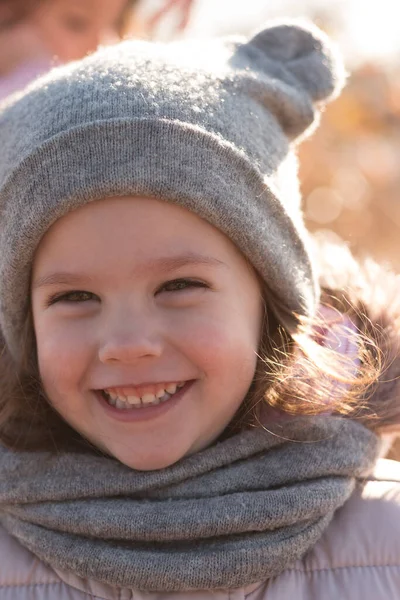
[0,20,346,361]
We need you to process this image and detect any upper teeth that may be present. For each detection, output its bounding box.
[103,382,185,409]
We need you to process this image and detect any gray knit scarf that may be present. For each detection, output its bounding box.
[0,416,380,592]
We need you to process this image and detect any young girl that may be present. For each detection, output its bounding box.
[0,0,194,100]
[0,20,399,599]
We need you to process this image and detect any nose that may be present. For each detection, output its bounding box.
[98,311,163,364]
[86,32,102,55]
[101,27,119,47]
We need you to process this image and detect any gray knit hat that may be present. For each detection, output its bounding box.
[0,20,345,361]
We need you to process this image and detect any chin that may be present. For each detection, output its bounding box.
[111,445,190,472]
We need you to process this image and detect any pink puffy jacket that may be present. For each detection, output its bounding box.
[1,458,399,600]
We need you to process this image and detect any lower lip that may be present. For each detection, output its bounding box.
[95,381,194,423]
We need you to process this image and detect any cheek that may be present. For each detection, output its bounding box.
[206,328,258,390]
[49,32,94,62]
[36,16,97,62]
[170,307,260,388]
[35,320,91,398]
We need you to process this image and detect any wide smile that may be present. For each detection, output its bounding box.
[94,380,194,423]
[102,381,186,409]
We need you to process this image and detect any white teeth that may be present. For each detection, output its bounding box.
[127,395,141,406]
[102,382,186,410]
[115,398,127,409]
[142,393,157,405]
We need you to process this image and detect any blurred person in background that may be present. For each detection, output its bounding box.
[0,0,195,100]
[0,0,130,99]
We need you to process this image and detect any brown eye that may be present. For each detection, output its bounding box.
[47,290,97,307]
[63,291,94,302]
[158,279,208,294]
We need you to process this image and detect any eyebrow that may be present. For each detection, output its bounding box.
[32,253,226,290]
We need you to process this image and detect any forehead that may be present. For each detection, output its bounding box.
[41,195,221,242]
[32,196,245,273]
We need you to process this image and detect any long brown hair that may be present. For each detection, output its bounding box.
[225,284,382,437]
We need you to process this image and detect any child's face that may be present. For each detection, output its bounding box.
[31,0,128,63]
[31,197,263,470]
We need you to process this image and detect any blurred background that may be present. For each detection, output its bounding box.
[1,0,400,455]
[180,0,400,273]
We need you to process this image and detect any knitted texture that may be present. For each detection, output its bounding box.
[0,21,346,359]
[0,417,380,591]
